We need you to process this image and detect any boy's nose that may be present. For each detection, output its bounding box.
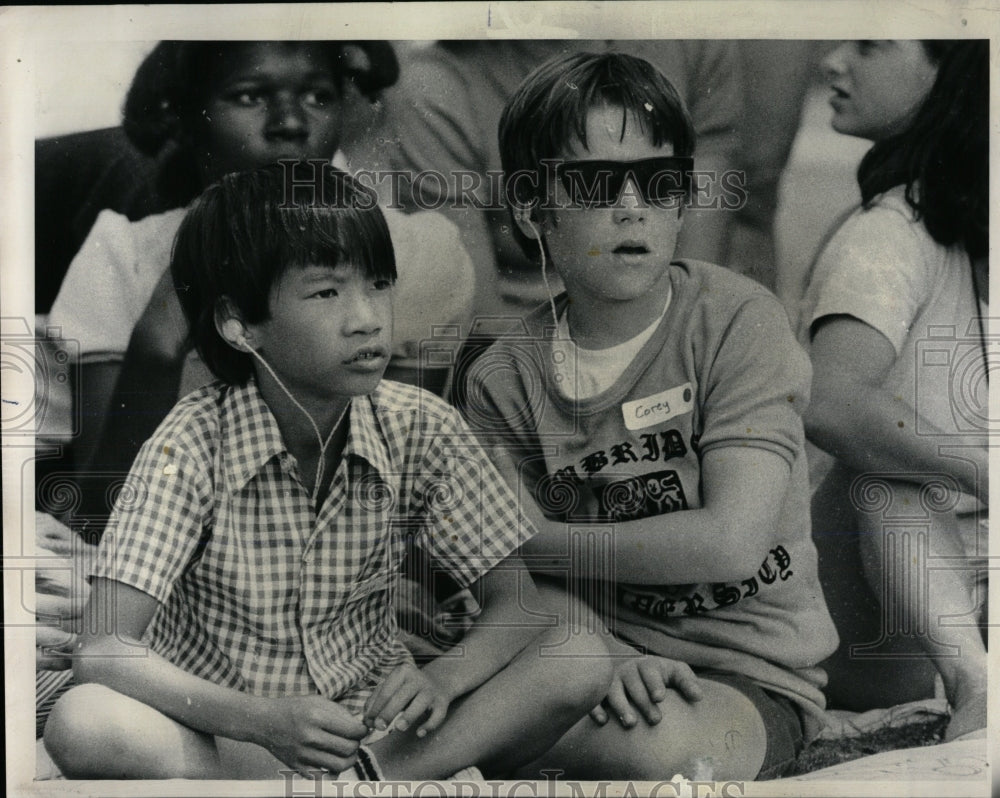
[821,42,849,80]
[266,96,309,140]
[343,293,383,335]
[612,176,647,222]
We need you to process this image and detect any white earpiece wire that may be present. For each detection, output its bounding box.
[240,338,347,504]
[524,215,560,334]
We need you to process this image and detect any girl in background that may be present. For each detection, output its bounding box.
[802,40,988,741]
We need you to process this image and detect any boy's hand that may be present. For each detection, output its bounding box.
[589,655,703,728]
[363,663,450,738]
[256,695,369,777]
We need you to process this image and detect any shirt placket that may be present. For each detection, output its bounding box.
[244,457,312,694]
[299,462,351,696]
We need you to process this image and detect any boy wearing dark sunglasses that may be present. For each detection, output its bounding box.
[460,52,837,781]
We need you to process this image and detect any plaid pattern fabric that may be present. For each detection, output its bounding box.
[91,379,531,712]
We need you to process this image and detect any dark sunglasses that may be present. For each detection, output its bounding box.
[554,156,693,209]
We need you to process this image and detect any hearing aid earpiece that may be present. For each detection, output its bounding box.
[524,217,541,241]
[222,319,249,348]
[515,204,536,228]
[518,208,543,243]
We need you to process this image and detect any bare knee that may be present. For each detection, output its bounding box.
[656,681,768,781]
[533,682,767,782]
[44,683,216,779]
[44,683,123,777]
[604,681,767,781]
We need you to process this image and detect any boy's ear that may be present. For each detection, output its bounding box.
[214,298,250,350]
[513,205,544,242]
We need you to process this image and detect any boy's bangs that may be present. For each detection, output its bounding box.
[515,54,696,169]
[562,62,694,157]
[271,204,396,284]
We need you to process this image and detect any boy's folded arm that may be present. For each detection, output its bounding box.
[73,578,367,765]
[515,447,790,585]
[419,552,541,700]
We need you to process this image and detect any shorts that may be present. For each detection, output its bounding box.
[696,669,805,780]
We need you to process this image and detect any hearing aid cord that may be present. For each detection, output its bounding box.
[524,215,561,335]
[241,339,348,504]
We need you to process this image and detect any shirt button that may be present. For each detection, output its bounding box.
[303,550,313,563]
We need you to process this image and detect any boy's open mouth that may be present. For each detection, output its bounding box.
[345,347,387,365]
[613,243,651,255]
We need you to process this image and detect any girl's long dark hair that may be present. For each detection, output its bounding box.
[857,40,988,260]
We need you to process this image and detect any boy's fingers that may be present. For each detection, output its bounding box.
[301,748,358,776]
[320,716,369,740]
[364,666,408,722]
[377,680,420,729]
[637,659,668,703]
[36,625,73,648]
[37,628,76,669]
[317,702,369,739]
[620,668,659,724]
[605,679,635,728]
[310,732,363,758]
[589,704,609,726]
[396,692,431,732]
[36,650,74,670]
[416,698,448,737]
[663,661,703,702]
[363,685,387,722]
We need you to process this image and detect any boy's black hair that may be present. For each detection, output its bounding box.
[857,40,988,260]
[122,41,399,206]
[171,163,396,385]
[498,51,696,211]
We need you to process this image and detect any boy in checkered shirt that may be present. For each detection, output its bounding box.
[44,164,610,781]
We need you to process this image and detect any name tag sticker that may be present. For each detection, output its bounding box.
[622,383,694,431]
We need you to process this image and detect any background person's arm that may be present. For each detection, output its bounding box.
[806,315,988,503]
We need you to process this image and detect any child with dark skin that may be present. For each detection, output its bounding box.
[43,165,609,780]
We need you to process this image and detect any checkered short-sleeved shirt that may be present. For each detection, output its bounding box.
[91,379,531,712]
